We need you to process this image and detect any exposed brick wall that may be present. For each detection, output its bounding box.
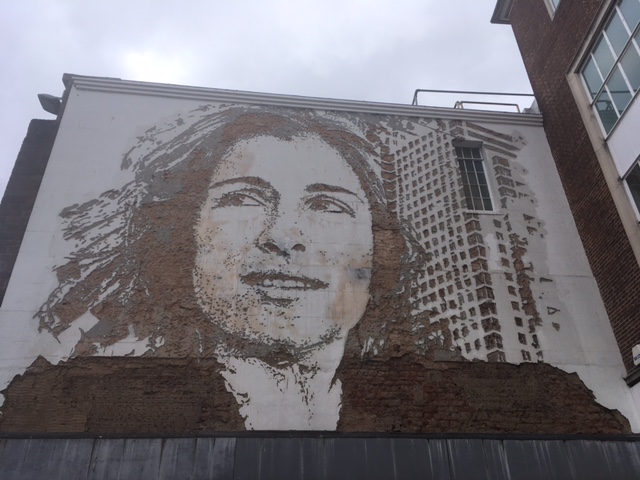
[508,0,640,372]
[0,119,58,307]
[0,355,630,434]
[338,355,630,434]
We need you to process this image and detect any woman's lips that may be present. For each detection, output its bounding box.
[240,271,329,291]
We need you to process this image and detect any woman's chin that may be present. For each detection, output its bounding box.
[213,322,349,360]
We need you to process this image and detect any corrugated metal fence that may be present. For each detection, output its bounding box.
[1,434,640,479]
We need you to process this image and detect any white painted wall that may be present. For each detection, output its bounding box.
[1,78,638,430]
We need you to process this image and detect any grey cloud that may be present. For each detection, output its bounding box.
[0,0,530,196]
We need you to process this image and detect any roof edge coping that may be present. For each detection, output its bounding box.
[61,73,543,127]
[491,0,514,24]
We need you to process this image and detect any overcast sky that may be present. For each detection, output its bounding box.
[1,0,532,198]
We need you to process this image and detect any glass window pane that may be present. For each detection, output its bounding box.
[607,66,633,113]
[595,90,619,132]
[605,11,629,56]
[462,185,472,202]
[458,150,490,211]
[620,0,640,32]
[583,56,604,98]
[626,162,640,212]
[464,197,472,209]
[586,2,640,135]
[465,160,475,172]
[593,35,616,78]
[467,197,475,209]
[621,43,640,91]
[455,147,462,157]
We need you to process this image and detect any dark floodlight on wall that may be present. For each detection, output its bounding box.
[38,94,61,115]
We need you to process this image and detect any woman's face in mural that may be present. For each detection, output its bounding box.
[193,134,374,350]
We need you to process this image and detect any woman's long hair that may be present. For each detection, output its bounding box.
[36,105,430,359]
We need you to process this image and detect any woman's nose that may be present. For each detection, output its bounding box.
[258,240,306,256]
[256,213,307,257]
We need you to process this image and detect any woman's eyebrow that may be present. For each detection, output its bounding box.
[209,176,274,191]
[305,183,362,199]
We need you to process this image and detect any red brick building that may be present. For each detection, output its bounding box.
[492,0,640,383]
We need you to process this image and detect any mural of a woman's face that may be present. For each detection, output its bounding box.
[193,134,374,351]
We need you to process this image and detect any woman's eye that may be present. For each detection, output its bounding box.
[215,192,266,208]
[307,195,355,217]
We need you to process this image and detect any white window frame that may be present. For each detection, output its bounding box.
[566,0,640,265]
[623,157,640,219]
[579,0,640,136]
[543,0,562,18]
